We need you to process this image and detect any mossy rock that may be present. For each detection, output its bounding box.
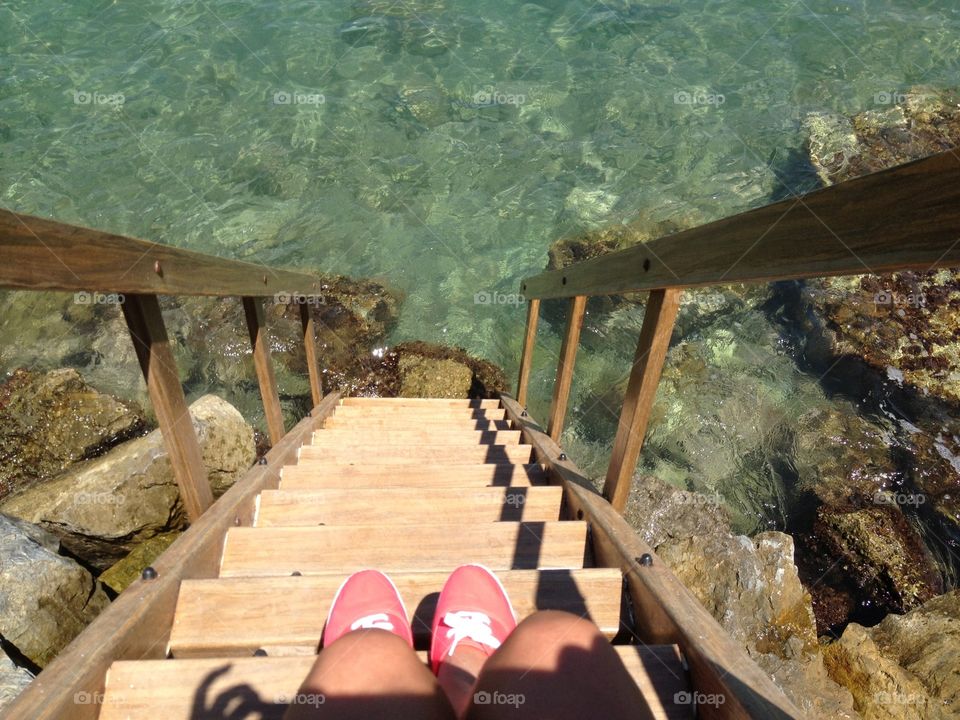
[99,532,181,594]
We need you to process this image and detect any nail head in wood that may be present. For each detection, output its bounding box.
[153,260,162,276]
[141,566,158,580]
[559,452,567,461]
[637,554,653,567]
[258,457,268,466]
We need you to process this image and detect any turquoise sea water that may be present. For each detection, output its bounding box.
[4,0,960,538]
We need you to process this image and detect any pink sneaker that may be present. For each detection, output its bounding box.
[322,570,414,648]
[430,564,517,674]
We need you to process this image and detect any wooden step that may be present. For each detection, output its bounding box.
[311,429,523,446]
[256,487,563,526]
[340,398,501,409]
[169,568,622,657]
[332,406,508,421]
[219,522,588,577]
[280,463,547,489]
[101,646,690,720]
[298,444,533,464]
[321,417,513,431]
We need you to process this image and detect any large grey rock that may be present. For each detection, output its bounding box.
[1,395,254,569]
[0,368,144,499]
[0,646,33,712]
[0,514,109,668]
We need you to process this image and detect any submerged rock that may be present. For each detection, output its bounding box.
[0,395,254,569]
[0,273,401,431]
[803,505,942,625]
[824,590,960,719]
[799,89,960,607]
[0,514,110,668]
[0,369,145,500]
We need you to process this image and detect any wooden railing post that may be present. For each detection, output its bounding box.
[242,296,285,445]
[603,288,681,512]
[122,294,213,522]
[299,302,324,408]
[547,295,587,442]
[516,298,541,407]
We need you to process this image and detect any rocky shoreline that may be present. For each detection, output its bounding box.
[2,90,960,717]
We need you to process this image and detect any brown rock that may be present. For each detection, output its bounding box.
[0,369,145,500]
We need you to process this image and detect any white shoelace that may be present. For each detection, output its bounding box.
[350,613,395,632]
[443,611,502,657]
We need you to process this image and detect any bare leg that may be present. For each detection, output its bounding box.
[465,611,645,720]
[283,629,456,720]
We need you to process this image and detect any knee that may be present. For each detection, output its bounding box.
[320,628,412,663]
[513,611,602,645]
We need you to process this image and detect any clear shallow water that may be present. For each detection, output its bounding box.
[4,0,960,531]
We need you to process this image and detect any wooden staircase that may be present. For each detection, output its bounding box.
[98,398,692,720]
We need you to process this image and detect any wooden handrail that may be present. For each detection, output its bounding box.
[0,208,324,297]
[516,149,960,513]
[521,149,960,300]
[1,207,333,525]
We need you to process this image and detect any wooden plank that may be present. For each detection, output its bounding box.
[256,487,563,525]
[499,394,805,720]
[121,294,212,522]
[0,208,325,297]
[547,295,587,442]
[101,646,688,720]
[219,521,588,576]
[243,296,285,445]
[168,568,622,657]
[516,297,541,406]
[279,463,547,489]
[299,303,323,408]
[604,289,681,512]
[332,406,508,420]
[321,416,513,431]
[297,444,533,464]
[522,149,960,299]
[311,429,523,446]
[0,394,341,720]
[340,398,502,408]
